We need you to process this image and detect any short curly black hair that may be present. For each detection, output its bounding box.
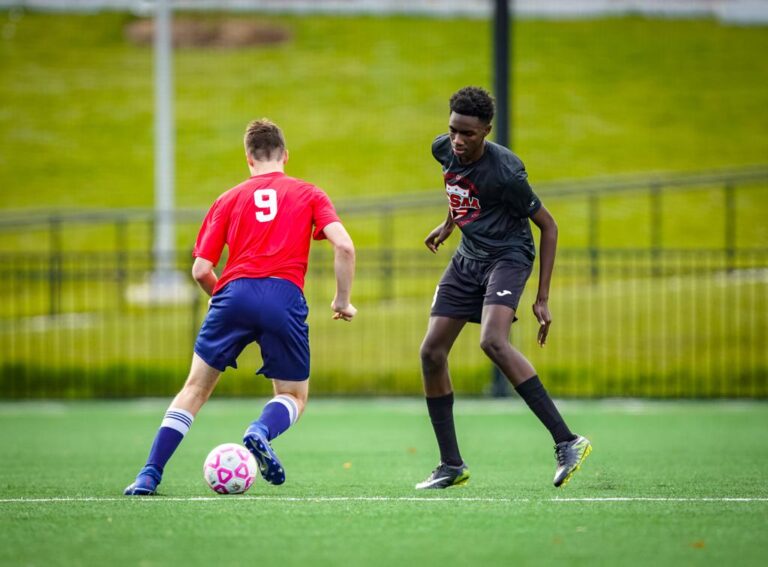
[449,86,495,124]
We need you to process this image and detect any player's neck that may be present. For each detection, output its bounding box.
[458,141,487,165]
[248,161,285,177]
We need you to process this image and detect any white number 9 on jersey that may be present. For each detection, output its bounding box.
[253,189,278,222]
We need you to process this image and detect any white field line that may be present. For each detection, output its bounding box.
[0,496,767,504]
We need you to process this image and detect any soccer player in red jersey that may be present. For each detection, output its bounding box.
[125,119,356,495]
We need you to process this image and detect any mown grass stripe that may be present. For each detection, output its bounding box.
[2,496,767,503]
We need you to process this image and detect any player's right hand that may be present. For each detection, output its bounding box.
[331,301,357,322]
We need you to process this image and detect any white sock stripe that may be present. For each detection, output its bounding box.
[165,408,193,425]
[272,395,299,424]
[167,408,194,420]
[163,415,192,429]
[271,396,297,424]
[161,408,194,435]
[160,418,189,435]
[165,412,192,426]
[283,396,300,424]
[164,414,192,430]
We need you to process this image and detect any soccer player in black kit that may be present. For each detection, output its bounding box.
[416,86,591,489]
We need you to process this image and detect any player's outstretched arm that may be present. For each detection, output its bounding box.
[530,206,558,346]
[322,221,357,321]
[424,211,455,253]
[191,257,218,297]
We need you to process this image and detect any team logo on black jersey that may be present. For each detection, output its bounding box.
[444,172,480,226]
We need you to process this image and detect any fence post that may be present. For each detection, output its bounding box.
[147,215,155,266]
[588,192,600,285]
[724,183,736,272]
[489,366,512,397]
[380,207,394,301]
[650,184,662,277]
[48,216,62,317]
[115,216,128,312]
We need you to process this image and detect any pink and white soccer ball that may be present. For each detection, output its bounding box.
[203,443,258,494]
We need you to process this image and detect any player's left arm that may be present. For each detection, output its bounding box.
[530,205,558,346]
[192,257,218,297]
[322,221,357,322]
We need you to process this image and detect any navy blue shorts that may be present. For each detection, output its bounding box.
[430,254,532,324]
[194,278,310,380]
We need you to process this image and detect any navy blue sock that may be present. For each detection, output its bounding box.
[246,395,299,441]
[145,408,194,474]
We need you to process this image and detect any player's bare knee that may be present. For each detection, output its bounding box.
[480,336,508,362]
[420,344,447,373]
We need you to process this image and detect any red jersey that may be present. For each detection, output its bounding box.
[193,171,340,295]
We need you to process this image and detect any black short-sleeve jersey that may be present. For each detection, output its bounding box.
[431,134,542,264]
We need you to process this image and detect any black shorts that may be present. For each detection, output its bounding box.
[430,254,533,324]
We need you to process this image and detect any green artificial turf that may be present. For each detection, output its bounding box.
[0,399,766,566]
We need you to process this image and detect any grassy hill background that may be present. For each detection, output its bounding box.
[1,12,767,221]
[1,11,766,396]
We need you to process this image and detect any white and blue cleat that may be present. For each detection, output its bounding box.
[243,429,285,485]
[123,464,162,496]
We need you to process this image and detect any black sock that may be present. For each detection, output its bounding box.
[425,393,463,467]
[515,375,575,444]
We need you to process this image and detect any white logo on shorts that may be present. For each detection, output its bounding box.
[496,290,512,297]
[432,285,440,307]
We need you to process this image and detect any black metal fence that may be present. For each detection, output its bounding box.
[1,167,767,398]
[1,247,766,398]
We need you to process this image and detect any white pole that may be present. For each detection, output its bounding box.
[153,0,175,281]
[128,0,192,305]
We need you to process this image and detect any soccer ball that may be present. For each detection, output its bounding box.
[203,443,258,494]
